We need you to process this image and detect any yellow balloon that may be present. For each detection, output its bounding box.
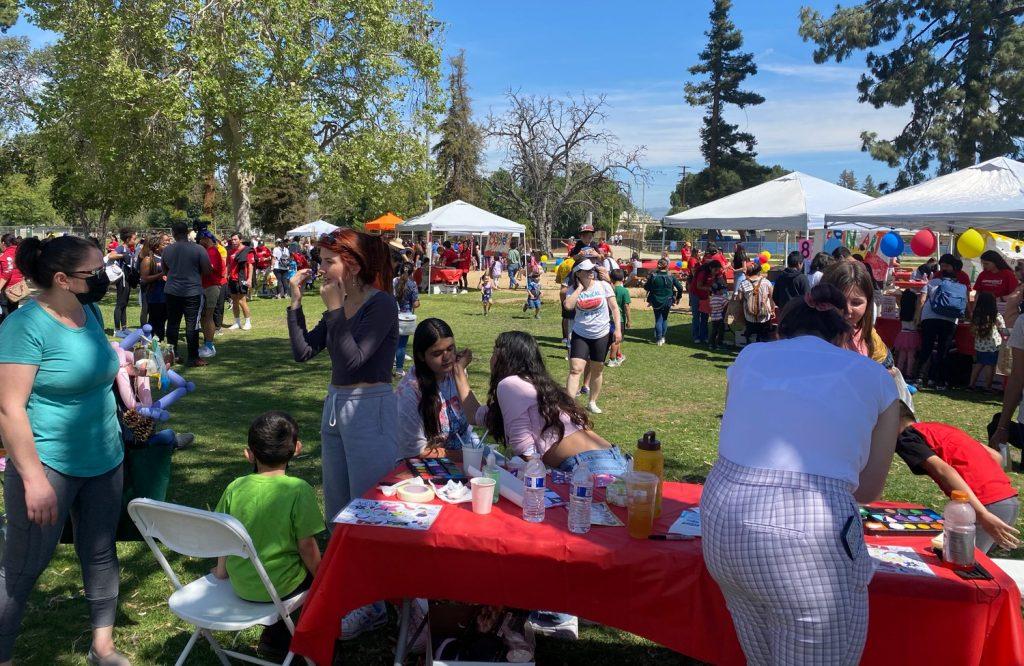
[541,254,549,262]
[761,262,770,273]
[681,261,688,269]
[956,228,985,259]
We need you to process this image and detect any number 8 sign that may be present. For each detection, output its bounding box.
[798,238,812,259]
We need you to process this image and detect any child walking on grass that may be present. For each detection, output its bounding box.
[708,281,730,350]
[969,291,1007,392]
[479,273,494,316]
[214,411,325,660]
[608,269,630,366]
[524,271,542,318]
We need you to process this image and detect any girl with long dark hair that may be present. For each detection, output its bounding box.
[974,249,1018,299]
[473,331,627,476]
[395,318,481,458]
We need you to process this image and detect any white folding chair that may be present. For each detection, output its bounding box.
[127,498,312,666]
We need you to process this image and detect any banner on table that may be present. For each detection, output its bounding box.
[484,232,513,257]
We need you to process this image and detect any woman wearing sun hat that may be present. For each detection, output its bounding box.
[563,258,620,414]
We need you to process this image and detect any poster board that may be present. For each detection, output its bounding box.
[484,232,513,257]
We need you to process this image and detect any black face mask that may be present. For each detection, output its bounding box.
[75,271,110,304]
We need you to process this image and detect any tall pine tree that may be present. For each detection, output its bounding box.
[837,169,858,190]
[432,50,484,205]
[800,1,1024,188]
[679,0,771,209]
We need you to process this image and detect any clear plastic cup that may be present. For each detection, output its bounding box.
[462,443,485,474]
[625,471,659,539]
[470,477,496,515]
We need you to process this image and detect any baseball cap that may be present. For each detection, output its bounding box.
[573,259,596,272]
[198,229,217,242]
[580,224,595,233]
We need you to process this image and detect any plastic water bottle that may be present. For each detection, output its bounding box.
[522,458,547,523]
[943,490,977,569]
[568,462,593,534]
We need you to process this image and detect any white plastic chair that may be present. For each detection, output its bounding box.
[127,498,311,666]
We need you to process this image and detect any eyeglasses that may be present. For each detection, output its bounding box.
[69,266,105,279]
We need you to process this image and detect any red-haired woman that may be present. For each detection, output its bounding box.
[287,229,399,637]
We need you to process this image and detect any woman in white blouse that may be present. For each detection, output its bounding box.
[701,283,900,666]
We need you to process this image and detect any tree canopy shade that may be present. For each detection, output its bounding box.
[800,0,1024,188]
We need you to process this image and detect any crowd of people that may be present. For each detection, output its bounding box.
[0,223,1021,665]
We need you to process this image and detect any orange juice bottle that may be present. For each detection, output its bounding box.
[633,431,664,516]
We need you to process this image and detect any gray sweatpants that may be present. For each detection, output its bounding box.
[0,462,123,660]
[979,496,1020,554]
[321,384,398,521]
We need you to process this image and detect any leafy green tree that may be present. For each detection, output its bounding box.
[800,1,1024,187]
[837,169,858,190]
[252,169,309,239]
[0,0,18,31]
[0,173,58,226]
[433,50,484,206]
[682,0,770,204]
[861,174,882,197]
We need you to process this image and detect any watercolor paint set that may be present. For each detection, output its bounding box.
[860,506,944,535]
[405,457,468,484]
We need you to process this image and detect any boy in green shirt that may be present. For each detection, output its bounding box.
[214,411,324,659]
[608,269,631,367]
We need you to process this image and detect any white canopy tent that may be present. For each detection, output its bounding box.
[662,171,875,232]
[286,219,339,236]
[825,157,1024,232]
[397,199,526,235]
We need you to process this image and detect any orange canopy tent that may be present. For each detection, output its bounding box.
[365,212,403,232]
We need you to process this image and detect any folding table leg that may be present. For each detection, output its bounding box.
[174,629,201,666]
[393,599,411,666]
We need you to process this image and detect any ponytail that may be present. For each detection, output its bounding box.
[16,235,97,289]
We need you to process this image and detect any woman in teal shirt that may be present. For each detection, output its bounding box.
[0,236,129,666]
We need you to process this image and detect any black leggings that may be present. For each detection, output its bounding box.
[113,279,131,330]
[165,293,202,362]
[147,301,168,341]
[916,318,956,383]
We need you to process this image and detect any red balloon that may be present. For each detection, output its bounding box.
[910,229,937,257]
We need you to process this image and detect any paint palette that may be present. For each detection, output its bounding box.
[405,457,468,484]
[860,506,944,535]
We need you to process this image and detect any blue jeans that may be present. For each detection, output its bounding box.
[556,446,629,475]
[508,264,520,288]
[395,335,409,371]
[689,293,707,342]
[653,305,670,340]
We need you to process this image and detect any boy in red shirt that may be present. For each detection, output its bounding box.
[896,402,1020,553]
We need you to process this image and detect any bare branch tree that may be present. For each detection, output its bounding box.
[486,91,645,251]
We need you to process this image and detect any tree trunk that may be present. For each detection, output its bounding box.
[202,172,217,217]
[957,2,989,169]
[224,112,253,235]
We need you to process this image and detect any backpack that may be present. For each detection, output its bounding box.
[929,278,968,318]
[743,278,773,323]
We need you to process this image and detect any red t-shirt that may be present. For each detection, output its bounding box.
[956,270,971,290]
[897,422,1017,505]
[203,245,226,288]
[441,248,458,267]
[228,246,254,281]
[973,268,1019,298]
[0,246,23,286]
[457,246,472,271]
[254,245,272,270]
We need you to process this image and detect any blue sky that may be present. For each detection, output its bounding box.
[434,0,905,213]
[7,0,905,214]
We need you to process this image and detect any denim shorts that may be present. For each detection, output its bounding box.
[976,350,998,366]
[556,445,629,475]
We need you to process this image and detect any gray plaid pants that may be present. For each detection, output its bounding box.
[701,457,872,666]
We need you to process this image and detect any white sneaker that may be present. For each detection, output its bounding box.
[526,611,579,640]
[617,355,626,365]
[657,338,665,346]
[588,402,602,414]
[341,602,387,641]
[198,345,216,359]
[242,320,252,330]
[227,322,241,330]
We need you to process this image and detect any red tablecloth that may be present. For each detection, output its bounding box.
[429,268,464,284]
[290,476,1024,666]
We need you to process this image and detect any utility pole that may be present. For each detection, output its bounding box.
[677,165,691,208]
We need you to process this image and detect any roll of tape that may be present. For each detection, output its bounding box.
[397,484,435,503]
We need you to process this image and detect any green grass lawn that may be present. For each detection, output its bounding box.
[5,285,1022,665]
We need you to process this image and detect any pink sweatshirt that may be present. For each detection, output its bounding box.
[475,375,582,458]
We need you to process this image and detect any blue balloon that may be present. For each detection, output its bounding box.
[555,258,564,266]
[879,231,905,258]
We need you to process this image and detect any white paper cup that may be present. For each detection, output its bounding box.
[462,445,484,473]
[470,477,496,515]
